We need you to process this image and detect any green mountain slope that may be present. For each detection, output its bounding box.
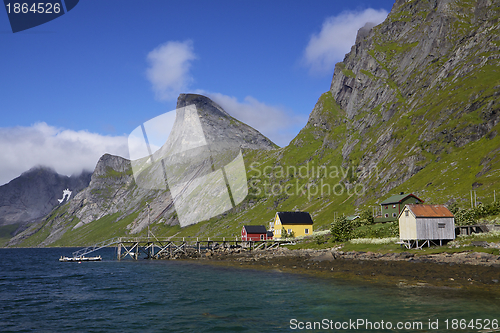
[9,0,500,246]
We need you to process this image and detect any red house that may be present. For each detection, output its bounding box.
[241,225,272,241]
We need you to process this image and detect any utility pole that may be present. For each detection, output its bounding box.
[471,190,473,208]
[147,202,151,240]
[474,191,477,208]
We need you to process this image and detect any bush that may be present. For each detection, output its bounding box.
[359,209,375,225]
[330,216,353,242]
[314,234,326,245]
[448,202,460,214]
[352,222,399,239]
[454,208,477,226]
[281,227,295,239]
[449,202,500,226]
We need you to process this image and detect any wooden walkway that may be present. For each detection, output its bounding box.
[71,236,291,260]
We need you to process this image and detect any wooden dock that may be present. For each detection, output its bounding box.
[70,236,292,261]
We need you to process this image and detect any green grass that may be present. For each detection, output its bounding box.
[14,1,500,247]
[0,224,19,247]
[287,238,500,256]
[51,212,139,247]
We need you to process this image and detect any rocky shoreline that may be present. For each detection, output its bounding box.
[175,247,500,293]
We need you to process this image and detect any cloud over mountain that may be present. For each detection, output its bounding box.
[0,123,129,185]
[205,92,306,147]
[146,40,197,101]
[303,8,388,75]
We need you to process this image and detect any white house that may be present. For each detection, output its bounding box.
[398,204,455,248]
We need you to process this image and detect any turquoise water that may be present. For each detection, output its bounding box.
[0,248,499,332]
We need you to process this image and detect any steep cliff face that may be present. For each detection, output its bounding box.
[304,0,500,199]
[9,94,276,246]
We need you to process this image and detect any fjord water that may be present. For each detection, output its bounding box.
[1,248,499,332]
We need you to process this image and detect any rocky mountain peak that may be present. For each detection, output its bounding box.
[92,154,131,179]
[174,93,277,151]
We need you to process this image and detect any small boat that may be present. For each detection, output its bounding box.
[59,255,102,262]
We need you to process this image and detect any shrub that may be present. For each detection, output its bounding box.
[359,209,375,225]
[281,227,295,239]
[315,234,326,245]
[352,222,399,238]
[450,202,500,226]
[330,216,353,242]
[454,208,477,226]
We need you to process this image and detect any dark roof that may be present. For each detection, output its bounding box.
[380,193,423,205]
[266,231,273,237]
[243,225,267,234]
[276,212,313,225]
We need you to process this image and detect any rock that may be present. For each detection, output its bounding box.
[311,251,335,262]
[471,241,489,247]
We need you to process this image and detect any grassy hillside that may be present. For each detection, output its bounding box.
[10,0,500,247]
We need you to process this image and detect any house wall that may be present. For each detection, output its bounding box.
[282,224,312,238]
[273,215,313,239]
[242,228,269,241]
[273,215,282,239]
[381,196,423,222]
[415,218,455,240]
[244,233,268,241]
[399,209,417,239]
[399,211,455,240]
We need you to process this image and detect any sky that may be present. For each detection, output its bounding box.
[0,0,395,185]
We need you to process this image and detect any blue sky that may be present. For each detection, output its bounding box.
[0,0,395,185]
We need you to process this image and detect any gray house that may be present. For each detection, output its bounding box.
[398,204,455,249]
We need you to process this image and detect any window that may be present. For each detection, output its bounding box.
[385,205,388,209]
[405,210,409,217]
[392,204,396,208]
[385,213,389,218]
[260,234,264,240]
[305,229,309,234]
[392,213,397,217]
[288,229,292,234]
[438,223,446,228]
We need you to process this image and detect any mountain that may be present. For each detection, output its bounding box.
[305,0,500,201]
[9,0,500,246]
[0,166,91,245]
[7,94,276,246]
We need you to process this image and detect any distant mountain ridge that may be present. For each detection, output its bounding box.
[7,0,500,247]
[7,94,276,246]
[0,166,91,236]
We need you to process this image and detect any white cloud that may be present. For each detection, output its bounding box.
[146,40,197,101]
[205,92,306,147]
[303,8,388,74]
[0,123,130,185]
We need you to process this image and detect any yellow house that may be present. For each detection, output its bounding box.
[272,212,313,239]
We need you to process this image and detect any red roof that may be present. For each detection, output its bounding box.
[406,204,454,218]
